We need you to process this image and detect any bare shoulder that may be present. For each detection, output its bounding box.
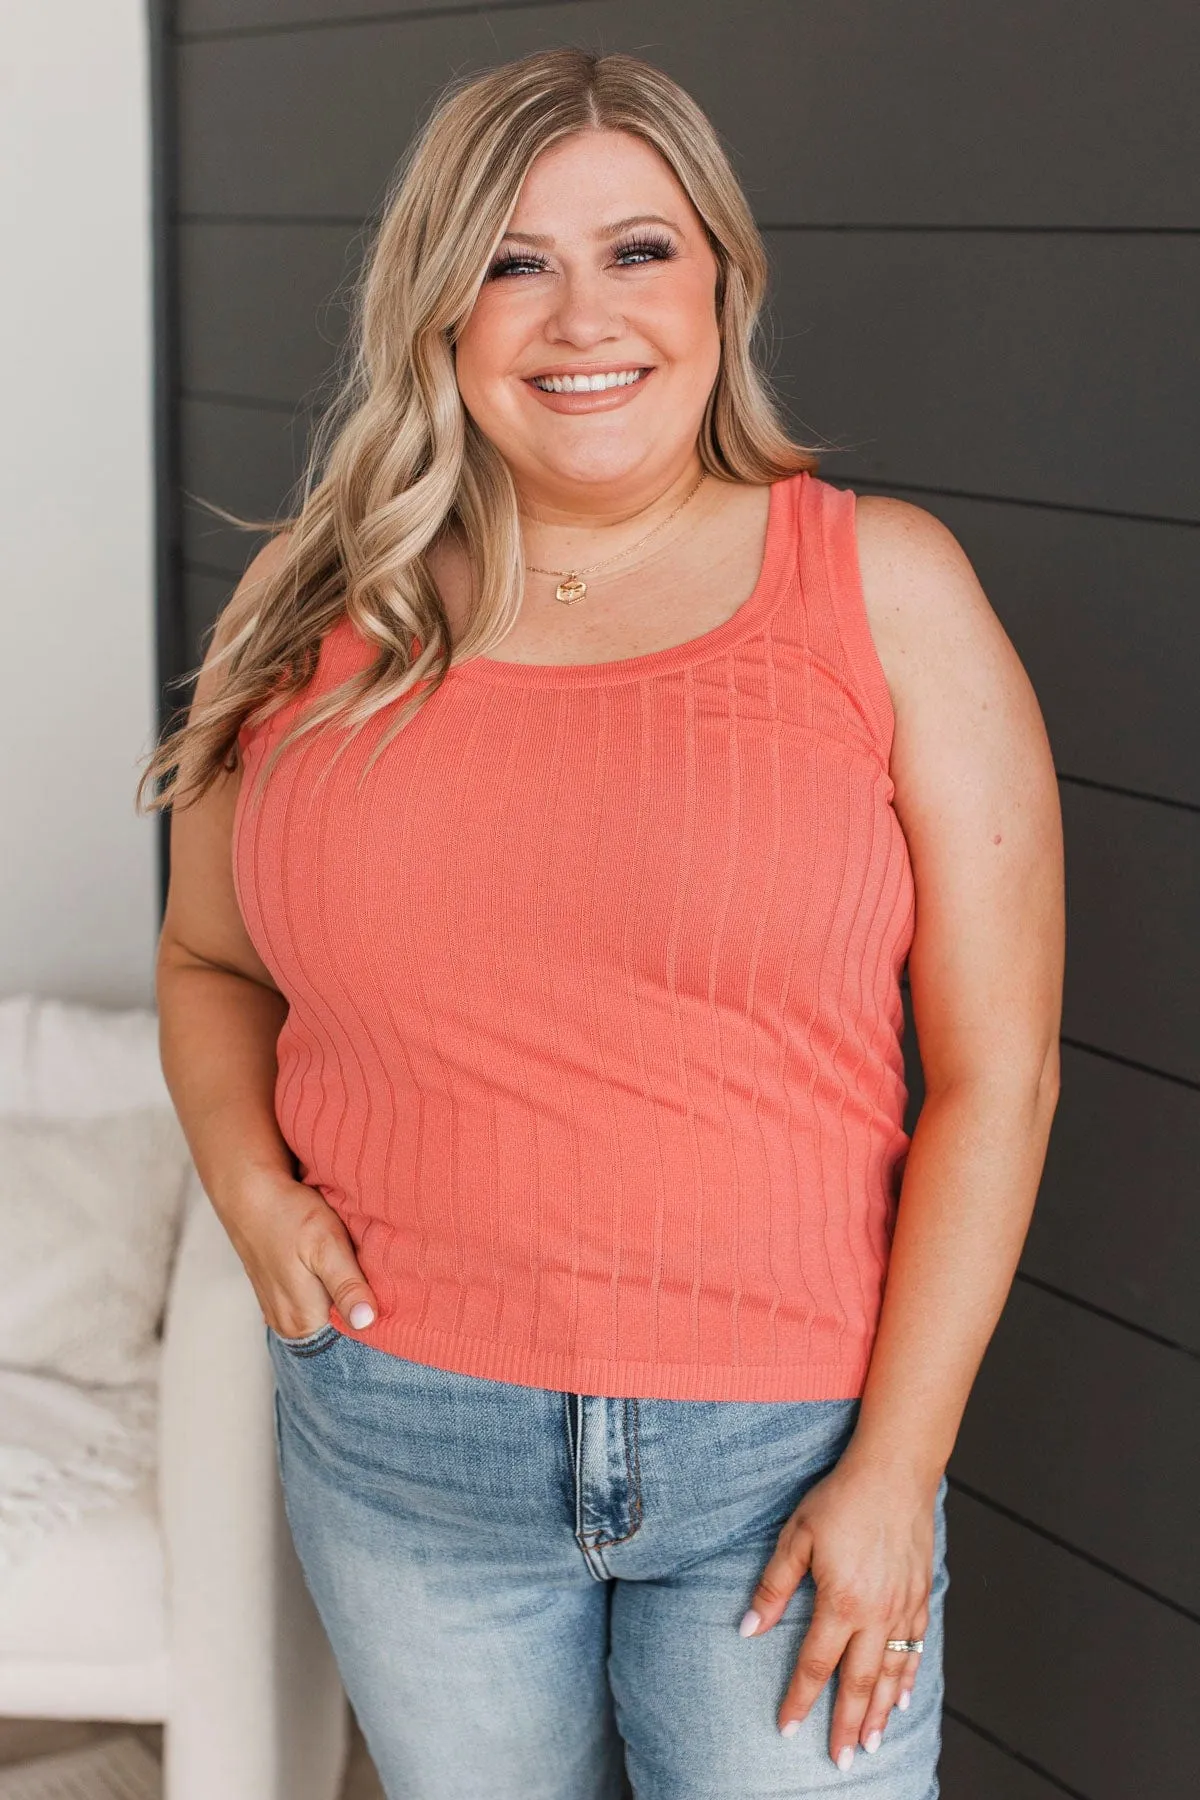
[192,529,295,714]
[158,530,296,991]
[198,531,294,697]
[852,492,1058,767]
[851,494,1013,708]
[851,492,1060,903]
[850,498,1063,1088]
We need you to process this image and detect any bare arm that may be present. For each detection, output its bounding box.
[845,494,1064,1488]
[743,495,1064,1766]
[156,534,380,1336]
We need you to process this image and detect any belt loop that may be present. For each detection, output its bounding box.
[574,1392,584,1544]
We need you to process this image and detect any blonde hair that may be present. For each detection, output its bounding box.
[136,45,827,817]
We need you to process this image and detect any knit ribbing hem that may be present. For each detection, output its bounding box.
[325,1309,872,1402]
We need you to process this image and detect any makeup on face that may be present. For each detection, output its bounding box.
[452,129,721,494]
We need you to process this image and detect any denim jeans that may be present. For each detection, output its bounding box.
[267,1323,948,1799]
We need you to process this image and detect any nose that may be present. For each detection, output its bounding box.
[544,262,623,348]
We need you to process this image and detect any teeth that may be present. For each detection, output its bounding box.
[531,369,647,393]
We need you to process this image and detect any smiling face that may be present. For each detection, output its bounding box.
[453,127,723,517]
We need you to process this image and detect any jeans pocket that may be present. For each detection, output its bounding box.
[267,1318,341,1356]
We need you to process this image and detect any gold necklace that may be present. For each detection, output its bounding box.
[524,471,707,605]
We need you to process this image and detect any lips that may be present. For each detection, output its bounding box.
[522,366,657,413]
[528,367,650,394]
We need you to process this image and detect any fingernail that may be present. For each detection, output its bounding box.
[738,1608,761,1637]
[837,1745,855,1772]
[349,1303,375,1328]
[898,1689,911,1711]
[780,1719,800,1738]
[864,1729,881,1754]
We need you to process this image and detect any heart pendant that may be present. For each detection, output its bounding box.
[554,575,588,605]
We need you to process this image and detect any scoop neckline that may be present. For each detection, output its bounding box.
[446,473,798,688]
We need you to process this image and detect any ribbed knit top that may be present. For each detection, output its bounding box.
[232,470,916,1401]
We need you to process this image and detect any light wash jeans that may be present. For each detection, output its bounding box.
[267,1322,948,1799]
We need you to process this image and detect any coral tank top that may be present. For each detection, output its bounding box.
[232,470,916,1401]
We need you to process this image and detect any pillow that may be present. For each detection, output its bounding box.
[0,1107,193,1385]
[0,993,169,1118]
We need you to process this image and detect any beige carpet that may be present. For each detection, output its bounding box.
[0,1707,384,1799]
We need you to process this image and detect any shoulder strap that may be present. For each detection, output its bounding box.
[798,474,896,766]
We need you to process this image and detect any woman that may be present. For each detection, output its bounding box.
[141,47,1064,1800]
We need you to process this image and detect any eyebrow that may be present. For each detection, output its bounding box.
[497,213,682,247]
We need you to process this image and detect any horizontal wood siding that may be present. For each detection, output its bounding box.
[160,5,1200,1791]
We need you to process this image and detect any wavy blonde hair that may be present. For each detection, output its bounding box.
[136,45,828,817]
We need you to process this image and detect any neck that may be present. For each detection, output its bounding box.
[514,454,707,557]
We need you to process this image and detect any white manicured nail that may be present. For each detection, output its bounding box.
[349,1303,375,1327]
[864,1729,881,1753]
[738,1608,761,1637]
[837,1745,855,1771]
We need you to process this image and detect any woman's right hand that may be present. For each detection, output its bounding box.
[223,1170,381,1337]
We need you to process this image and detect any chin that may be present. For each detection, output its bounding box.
[533,439,664,489]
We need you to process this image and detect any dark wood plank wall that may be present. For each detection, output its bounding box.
[160,4,1200,1793]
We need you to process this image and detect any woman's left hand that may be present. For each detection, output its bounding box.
[738,1451,940,1771]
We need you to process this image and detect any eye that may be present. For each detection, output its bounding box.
[487,250,550,280]
[486,232,678,281]
[612,232,677,266]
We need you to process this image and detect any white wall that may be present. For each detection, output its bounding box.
[0,1,158,1007]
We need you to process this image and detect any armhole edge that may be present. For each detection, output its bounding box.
[820,482,898,771]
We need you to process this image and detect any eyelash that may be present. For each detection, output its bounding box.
[486,232,677,280]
